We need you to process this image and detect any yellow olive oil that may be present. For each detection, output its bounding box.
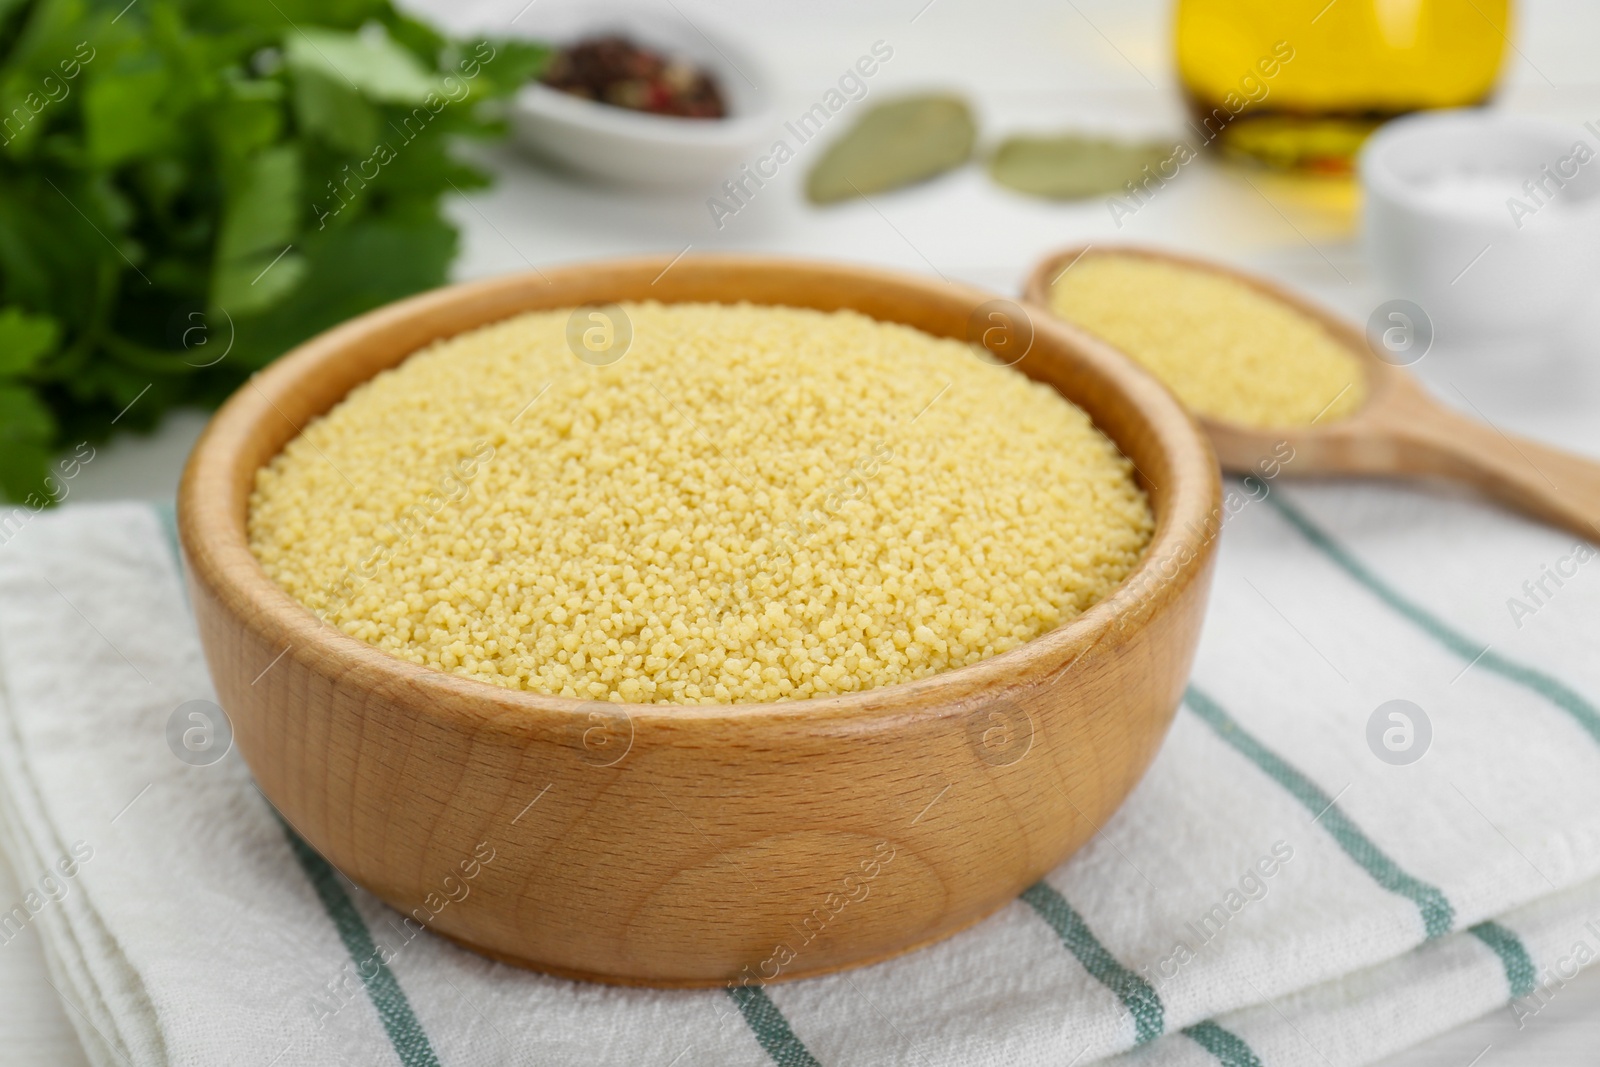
[1174,0,1510,171]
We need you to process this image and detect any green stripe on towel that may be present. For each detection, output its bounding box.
[151,502,181,568]
[1469,921,1538,998]
[151,505,437,1064]
[1020,881,1164,1044]
[1267,493,1600,744]
[148,502,188,597]
[1186,686,1455,939]
[1183,1020,1263,1066]
[727,985,823,1067]
[276,817,443,1067]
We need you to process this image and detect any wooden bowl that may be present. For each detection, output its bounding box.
[177,256,1221,987]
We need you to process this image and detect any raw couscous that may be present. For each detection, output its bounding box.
[248,302,1153,705]
[1050,253,1367,427]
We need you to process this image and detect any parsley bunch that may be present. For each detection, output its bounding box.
[0,0,544,502]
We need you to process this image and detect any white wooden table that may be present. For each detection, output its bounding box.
[9,0,1599,1062]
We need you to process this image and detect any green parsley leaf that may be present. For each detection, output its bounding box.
[0,0,547,503]
[0,306,59,374]
[284,28,441,105]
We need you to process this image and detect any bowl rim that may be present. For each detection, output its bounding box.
[178,254,1220,730]
[515,80,777,147]
[1358,108,1600,224]
[510,5,777,148]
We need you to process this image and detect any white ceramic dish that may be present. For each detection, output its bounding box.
[510,4,776,189]
[1359,109,1600,339]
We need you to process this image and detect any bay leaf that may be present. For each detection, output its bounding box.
[806,95,976,204]
[989,134,1176,199]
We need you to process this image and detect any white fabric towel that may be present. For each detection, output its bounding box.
[2,489,1598,1067]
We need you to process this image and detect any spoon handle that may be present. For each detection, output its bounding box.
[1385,399,1600,544]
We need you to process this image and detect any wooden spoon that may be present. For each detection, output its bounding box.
[1024,244,1600,542]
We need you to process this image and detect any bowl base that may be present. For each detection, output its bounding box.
[428,896,1013,989]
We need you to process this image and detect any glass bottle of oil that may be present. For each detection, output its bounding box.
[1174,0,1511,171]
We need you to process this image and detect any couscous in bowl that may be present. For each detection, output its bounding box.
[177,256,1221,986]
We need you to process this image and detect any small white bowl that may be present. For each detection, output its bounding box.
[1359,110,1600,339]
[510,5,776,190]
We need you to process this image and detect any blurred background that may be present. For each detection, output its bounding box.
[11,0,1597,510]
[4,0,1599,1061]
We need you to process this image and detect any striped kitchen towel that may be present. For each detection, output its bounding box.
[1,487,1599,1067]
